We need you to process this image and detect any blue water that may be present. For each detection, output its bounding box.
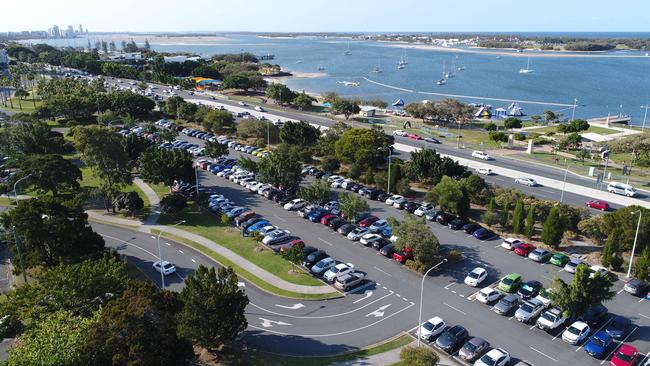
[25,33,650,124]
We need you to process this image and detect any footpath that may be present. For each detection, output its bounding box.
[330,339,458,366]
[86,178,334,295]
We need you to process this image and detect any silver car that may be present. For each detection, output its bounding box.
[347,227,369,241]
[515,299,545,323]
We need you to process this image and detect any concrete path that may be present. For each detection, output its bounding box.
[329,340,457,366]
[133,177,160,225]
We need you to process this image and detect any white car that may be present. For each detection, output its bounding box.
[254,106,264,112]
[327,175,343,183]
[384,195,404,205]
[347,227,370,241]
[323,263,354,282]
[153,260,176,276]
[607,182,637,197]
[258,225,277,236]
[474,348,510,366]
[331,178,345,188]
[514,298,545,323]
[284,198,307,211]
[475,167,493,175]
[414,203,434,217]
[563,259,582,273]
[589,265,609,279]
[418,316,446,341]
[360,233,382,245]
[501,238,524,250]
[515,177,538,186]
[262,229,291,245]
[216,169,231,177]
[257,184,273,195]
[249,182,265,192]
[476,287,501,304]
[534,288,553,308]
[392,129,408,136]
[562,321,590,344]
[464,267,488,287]
[238,101,247,106]
[311,257,336,275]
[471,150,492,160]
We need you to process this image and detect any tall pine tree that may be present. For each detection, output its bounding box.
[512,199,525,234]
[524,207,535,239]
[500,197,510,228]
[541,206,563,248]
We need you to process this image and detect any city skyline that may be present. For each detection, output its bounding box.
[3,0,650,33]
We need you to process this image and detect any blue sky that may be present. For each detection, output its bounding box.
[4,0,650,33]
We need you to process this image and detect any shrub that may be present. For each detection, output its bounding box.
[395,178,412,196]
[405,259,425,273]
[400,345,440,366]
[513,133,527,141]
[447,250,463,262]
[220,213,231,226]
[252,231,264,242]
[160,193,187,214]
[488,131,508,143]
[348,163,363,180]
[320,156,340,173]
[561,230,578,246]
[484,122,497,131]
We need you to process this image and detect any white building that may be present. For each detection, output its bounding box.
[0,50,8,67]
[50,25,60,38]
[359,105,377,117]
[106,52,143,61]
[163,55,202,63]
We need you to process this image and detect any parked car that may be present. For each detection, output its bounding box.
[435,212,454,225]
[624,279,648,296]
[384,195,404,205]
[418,316,446,341]
[501,237,524,250]
[471,150,492,160]
[459,337,490,363]
[494,294,520,315]
[320,214,339,226]
[564,258,583,273]
[334,272,365,291]
[515,298,545,323]
[284,198,307,211]
[307,208,329,222]
[310,257,336,275]
[153,260,176,275]
[425,210,440,221]
[358,216,380,228]
[517,281,543,300]
[605,315,631,339]
[476,287,501,304]
[537,307,569,332]
[337,224,357,235]
[347,227,370,241]
[392,247,413,263]
[328,217,346,230]
[562,321,591,344]
[303,250,328,268]
[534,288,553,308]
[462,223,481,234]
[369,219,390,234]
[262,229,291,245]
[360,233,382,246]
[414,203,434,217]
[498,273,522,293]
[474,348,510,366]
[464,267,487,287]
[550,252,570,267]
[513,243,536,256]
[448,217,469,230]
[528,248,552,262]
[435,325,468,354]
[586,199,610,211]
[379,244,396,258]
[515,177,538,186]
[323,263,354,282]
[371,237,392,251]
[609,344,639,366]
[473,228,495,240]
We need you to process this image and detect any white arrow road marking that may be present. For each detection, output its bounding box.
[259,318,292,328]
[366,304,391,318]
[275,303,305,310]
[353,290,374,304]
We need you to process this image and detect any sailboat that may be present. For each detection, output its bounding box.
[317,62,325,71]
[445,57,455,78]
[456,55,465,71]
[398,50,408,66]
[344,41,351,56]
[436,61,447,85]
[519,56,534,74]
[372,56,382,73]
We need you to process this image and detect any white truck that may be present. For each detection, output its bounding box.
[536,307,568,332]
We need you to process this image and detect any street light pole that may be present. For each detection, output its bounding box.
[571,98,578,122]
[157,220,185,289]
[627,211,643,278]
[417,259,447,346]
[13,174,31,204]
[640,105,649,131]
[560,159,569,203]
[387,148,392,194]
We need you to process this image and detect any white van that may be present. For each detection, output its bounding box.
[607,182,637,197]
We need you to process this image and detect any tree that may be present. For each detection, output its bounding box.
[500,197,510,228]
[578,216,606,244]
[281,244,305,273]
[429,176,470,216]
[481,198,499,226]
[408,148,468,186]
[601,228,623,269]
[405,102,437,122]
[265,83,296,104]
[5,311,93,366]
[503,117,523,130]
[204,141,229,160]
[543,110,558,123]
[257,149,302,189]
[203,109,235,133]
[512,199,525,234]
[488,131,509,143]
[335,127,393,168]
[237,157,259,173]
[601,206,649,251]
[395,178,412,196]
[635,247,650,280]
[138,147,194,189]
[484,122,497,131]
[115,191,144,214]
[524,207,535,239]
[160,193,187,214]
[399,345,440,366]
[541,206,563,248]
[298,180,332,205]
[461,174,491,205]
[0,197,105,269]
[120,133,153,168]
[222,73,254,90]
[3,121,69,156]
[88,282,193,366]
[3,254,132,321]
[280,121,320,146]
[339,192,370,222]
[293,91,315,110]
[549,264,615,317]
[575,149,591,164]
[15,154,81,196]
[392,214,439,267]
[74,126,132,211]
[320,156,340,172]
[331,98,360,120]
[557,132,582,150]
[177,266,248,350]
[237,119,280,144]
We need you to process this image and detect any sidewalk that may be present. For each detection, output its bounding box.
[330,340,458,366]
[86,183,334,295]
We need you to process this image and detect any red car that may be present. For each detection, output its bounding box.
[393,247,413,263]
[514,243,536,257]
[358,216,380,228]
[407,133,423,140]
[320,214,339,225]
[279,239,305,253]
[610,344,639,366]
[199,161,211,170]
[586,200,610,211]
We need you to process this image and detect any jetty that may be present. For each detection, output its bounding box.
[587,114,632,126]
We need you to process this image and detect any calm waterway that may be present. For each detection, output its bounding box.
[27,33,650,125]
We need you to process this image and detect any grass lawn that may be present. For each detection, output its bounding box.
[0,197,15,206]
[1,97,42,113]
[79,166,152,219]
[212,334,412,366]
[158,203,326,288]
[148,182,171,200]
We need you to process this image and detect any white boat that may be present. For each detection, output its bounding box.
[397,64,405,70]
[372,56,382,73]
[437,62,447,85]
[398,50,408,66]
[337,81,360,87]
[344,41,351,56]
[445,57,455,78]
[296,59,303,64]
[519,56,534,74]
[317,63,325,71]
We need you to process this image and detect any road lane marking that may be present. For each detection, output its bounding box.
[352,290,374,304]
[178,249,184,254]
[259,318,292,328]
[444,283,454,290]
[374,266,393,277]
[191,258,196,263]
[366,304,391,317]
[150,235,156,239]
[638,313,650,320]
[275,303,305,310]
[530,347,558,362]
[318,237,334,246]
[600,326,638,364]
[576,317,613,351]
[443,302,467,315]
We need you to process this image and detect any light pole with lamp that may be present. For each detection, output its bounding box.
[560,158,570,203]
[640,105,649,131]
[627,210,643,278]
[13,174,31,204]
[157,220,185,289]
[417,258,448,346]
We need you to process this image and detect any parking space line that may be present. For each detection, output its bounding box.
[178,249,184,254]
[553,324,571,340]
[576,317,613,351]
[395,293,401,298]
[600,326,638,364]
[165,242,171,246]
[451,290,457,294]
[191,258,196,263]
[639,297,645,303]
[150,235,156,239]
[444,283,455,290]
[374,266,393,277]
[617,288,625,294]
[443,302,467,315]
[530,346,558,362]
[318,237,334,246]
[639,313,650,320]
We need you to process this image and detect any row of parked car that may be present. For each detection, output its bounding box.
[205,190,368,292]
